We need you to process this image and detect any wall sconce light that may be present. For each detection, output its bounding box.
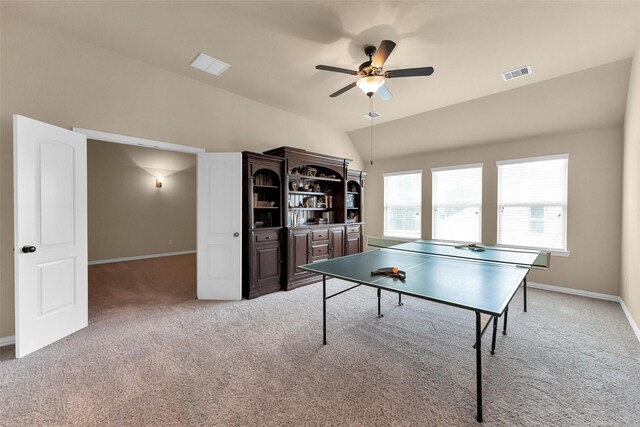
[156,176,164,188]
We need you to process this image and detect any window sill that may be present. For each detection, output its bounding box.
[496,244,570,257]
[381,235,419,241]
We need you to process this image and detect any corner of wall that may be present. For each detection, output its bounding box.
[620,35,640,330]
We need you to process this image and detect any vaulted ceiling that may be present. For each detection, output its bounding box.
[4,1,639,159]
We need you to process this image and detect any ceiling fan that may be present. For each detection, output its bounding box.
[316,40,434,100]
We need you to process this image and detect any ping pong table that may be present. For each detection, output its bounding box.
[301,240,548,423]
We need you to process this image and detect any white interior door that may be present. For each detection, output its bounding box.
[197,152,242,300]
[14,115,88,358]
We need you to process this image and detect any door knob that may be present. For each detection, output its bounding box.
[22,245,36,253]
[233,232,239,237]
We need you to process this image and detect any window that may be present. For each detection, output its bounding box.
[383,170,422,239]
[431,163,482,242]
[497,154,569,252]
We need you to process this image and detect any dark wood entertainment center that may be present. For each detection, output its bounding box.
[242,146,365,299]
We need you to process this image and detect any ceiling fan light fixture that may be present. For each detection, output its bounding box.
[356,76,384,96]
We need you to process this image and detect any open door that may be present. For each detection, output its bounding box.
[197,153,242,300]
[14,115,88,358]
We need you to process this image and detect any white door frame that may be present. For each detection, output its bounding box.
[6,126,221,352]
[72,128,205,155]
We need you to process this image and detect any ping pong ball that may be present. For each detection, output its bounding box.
[392,267,398,273]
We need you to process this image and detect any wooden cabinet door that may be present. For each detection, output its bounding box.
[346,233,362,255]
[329,227,344,259]
[255,244,280,285]
[288,229,311,281]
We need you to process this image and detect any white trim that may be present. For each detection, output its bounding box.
[72,128,205,154]
[88,250,196,266]
[382,169,422,178]
[496,153,569,166]
[431,162,483,173]
[0,335,15,347]
[527,281,618,301]
[367,236,415,248]
[497,244,569,257]
[528,281,639,344]
[619,298,640,343]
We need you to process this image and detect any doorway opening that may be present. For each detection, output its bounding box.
[82,132,201,320]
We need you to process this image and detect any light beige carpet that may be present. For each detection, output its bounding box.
[1,254,639,426]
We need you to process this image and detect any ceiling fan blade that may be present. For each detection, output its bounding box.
[377,84,393,101]
[371,40,396,68]
[385,67,434,78]
[329,81,357,97]
[316,65,358,75]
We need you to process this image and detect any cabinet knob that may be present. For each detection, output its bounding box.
[233,232,239,237]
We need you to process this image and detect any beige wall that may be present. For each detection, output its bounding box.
[365,127,623,295]
[88,140,196,261]
[0,14,363,338]
[621,42,640,327]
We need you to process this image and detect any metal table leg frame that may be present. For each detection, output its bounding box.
[398,292,403,306]
[377,288,384,318]
[502,306,509,336]
[476,311,483,423]
[323,275,327,345]
[523,276,527,312]
[491,316,498,355]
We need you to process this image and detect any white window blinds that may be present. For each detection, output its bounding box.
[383,171,422,239]
[497,154,568,251]
[431,164,482,242]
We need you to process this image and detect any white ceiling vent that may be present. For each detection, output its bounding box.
[502,65,532,81]
[363,111,382,119]
[190,53,230,76]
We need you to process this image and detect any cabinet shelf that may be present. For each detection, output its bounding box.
[289,175,341,183]
[254,185,279,189]
[347,191,360,195]
[255,207,279,209]
[289,190,325,196]
[290,207,330,211]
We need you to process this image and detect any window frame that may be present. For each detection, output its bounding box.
[383,169,423,240]
[496,153,570,256]
[431,163,483,244]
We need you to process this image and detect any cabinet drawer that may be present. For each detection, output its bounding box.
[311,244,328,257]
[311,229,329,241]
[346,225,361,234]
[255,231,279,243]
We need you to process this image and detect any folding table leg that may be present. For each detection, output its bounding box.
[377,288,384,318]
[323,275,327,345]
[491,316,498,355]
[398,292,403,306]
[523,276,528,312]
[502,306,509,336]
[476,311,483,423]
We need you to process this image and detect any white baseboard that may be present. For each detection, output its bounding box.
[0,335,15,347]
[619,298,640,343]
[88,250,196,266]
[527,281,619,302]
[528,281,640,344]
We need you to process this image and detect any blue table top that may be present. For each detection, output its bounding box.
[301,247,532,316]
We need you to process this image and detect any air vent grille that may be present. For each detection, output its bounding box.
[190,53,230,76]
[502,65,532,81]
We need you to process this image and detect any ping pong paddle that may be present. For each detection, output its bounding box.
[454,243,485,252]
[371,267,406,280]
